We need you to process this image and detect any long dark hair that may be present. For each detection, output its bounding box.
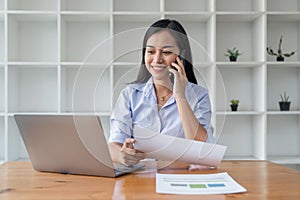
[133,19,198,84]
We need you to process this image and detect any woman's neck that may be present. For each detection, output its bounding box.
[153,81,172,94]
[153,78,172,90]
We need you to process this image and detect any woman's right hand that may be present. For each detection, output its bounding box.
[109,139,145,166]
[170,56,188,99]
[120,138,145,166]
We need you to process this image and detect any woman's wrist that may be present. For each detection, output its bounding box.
[174,93,187,102]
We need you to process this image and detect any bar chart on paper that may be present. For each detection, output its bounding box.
[156,172,247,195]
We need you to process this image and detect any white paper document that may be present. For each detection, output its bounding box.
[156,172,247,195]
[133,126,227,167]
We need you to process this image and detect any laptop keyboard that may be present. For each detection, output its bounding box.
[114,163,145,175]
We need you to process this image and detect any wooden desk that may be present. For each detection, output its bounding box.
[0,160,300,199]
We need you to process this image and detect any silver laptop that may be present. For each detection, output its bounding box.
[14,114,144,177]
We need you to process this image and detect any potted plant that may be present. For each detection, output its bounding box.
[224,47,242,62]
[230,99,239,111]
[279,91,291,111]
[266,35,296,61]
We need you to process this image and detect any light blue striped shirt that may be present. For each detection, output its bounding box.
[109,78,216,144]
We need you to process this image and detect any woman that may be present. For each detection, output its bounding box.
[108,19,215,166]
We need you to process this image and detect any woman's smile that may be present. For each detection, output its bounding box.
[151,64,168,72]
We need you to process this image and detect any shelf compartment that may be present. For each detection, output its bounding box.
[61,0,109,12]
[60,64,111,113]
[112,64,139,106]
[8,0,57,11]
[165,0,211,12]
[0,0,3,11]
[216,0,264,12]
[267,115,300,163]
[8,65,58,112]
[267,0,300,12]
[216,65,265,112]
[216,14,264,62]
[61,14,110,62]
[8,14,57,62]
[164,14,214,63]
[113,13,161,33]
[193,64,214,92]
[114,0,160,12]
[267,14,300,61]
[0,67,4,112]
[113,14,160,63]
[267,66,300,111]
[7,116,29,161]
[0,117,4,160]
[0,17,3,62]
[216,115,265,159]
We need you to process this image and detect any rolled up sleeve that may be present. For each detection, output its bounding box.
[109,88,133,144]
[192,88,216,144]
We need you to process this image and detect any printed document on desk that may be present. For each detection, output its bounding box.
[133,126,227,167]
[156,172,247,195]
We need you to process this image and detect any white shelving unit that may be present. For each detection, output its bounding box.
[0,0,299,166]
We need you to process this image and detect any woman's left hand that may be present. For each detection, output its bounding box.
[169,56,188,99]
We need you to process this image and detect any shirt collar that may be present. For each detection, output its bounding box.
[131,77,154,98]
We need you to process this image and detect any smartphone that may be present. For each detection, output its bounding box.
[169,55,185,85]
